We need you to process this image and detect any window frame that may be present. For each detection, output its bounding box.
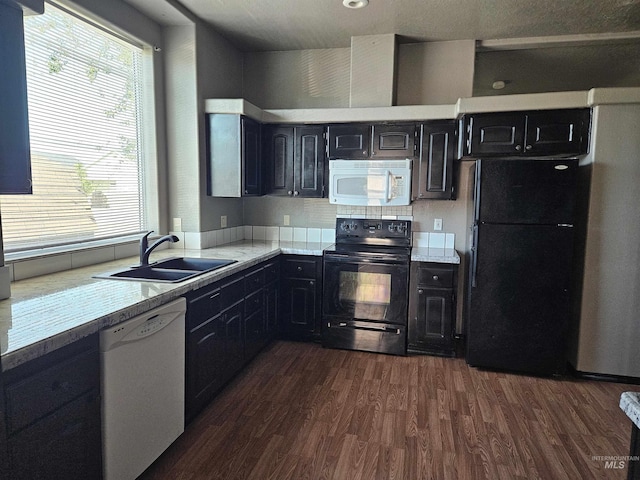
[1,0,162,265]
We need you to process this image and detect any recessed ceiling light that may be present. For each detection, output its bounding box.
[343,0,368,8]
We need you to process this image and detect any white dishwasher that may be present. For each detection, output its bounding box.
[100,297,186,480]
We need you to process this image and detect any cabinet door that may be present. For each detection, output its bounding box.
[414,121,456,200]
[244,308,265,360]
[0,368,6,480]
[242,116,263,196]
[0,3,32,194]
[294,125,325,198]
[525,109,589,156]
[372,123,416,158]
[264,281,279,337]
[220,303,244,380]
[464,113,526,156]
[327,124,370,159]
[7,391,102,480]
[186,315,225,421]
[408,287,454,355]
[264,125,295,196]
[280,276,319,340]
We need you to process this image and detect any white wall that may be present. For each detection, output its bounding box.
[396,40,475,105]
[243,48,351,109]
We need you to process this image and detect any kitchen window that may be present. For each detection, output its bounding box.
[0,2,153,255]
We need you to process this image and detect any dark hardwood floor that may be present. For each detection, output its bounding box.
[140,341,633,480]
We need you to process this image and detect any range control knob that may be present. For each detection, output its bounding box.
[340,221,358,232]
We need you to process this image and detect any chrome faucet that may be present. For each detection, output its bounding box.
[139,231,180,266]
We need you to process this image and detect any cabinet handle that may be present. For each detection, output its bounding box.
[287,190,293,195]
[293,191,299,196]
[432,275,439,281]
[309,281,314,286]
[418,289,424,294]
[244,189,249,194]
[515,145,522,151]
[525,144,532,151]
[297,266,303,272]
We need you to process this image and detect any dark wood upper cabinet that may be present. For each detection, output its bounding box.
[328,123,418,159]
[206,114,263,197]
[294,126,325,197]
[327,124,370,159]
[265,125,294,196]
[371,123,417,158]
[264,124,326,198]
[413,121,457,200]
[0,2,32,194]
[241,117,263,196]
[524,109,591,156]
[461,109,590,158]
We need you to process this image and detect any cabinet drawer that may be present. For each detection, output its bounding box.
[7,390,102,480]
[244,267,265,291]
[263,260,280,282]
[5,349,99,435]
[220,274,245,311]
[415,266,454,288]
[245,289,263,317]
[186,285,221,330]
[282,257,318,277]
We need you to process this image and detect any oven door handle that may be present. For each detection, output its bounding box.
[331,321,402,334]
[324,253,408,265]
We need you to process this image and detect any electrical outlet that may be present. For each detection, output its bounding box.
[284,215,290,226]
[172,217,182,232]
[434,218,443,231]
[221,215,227,228]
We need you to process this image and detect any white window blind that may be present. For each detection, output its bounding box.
[0,2,147,252]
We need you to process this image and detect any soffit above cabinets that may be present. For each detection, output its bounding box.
[204,87,640,123]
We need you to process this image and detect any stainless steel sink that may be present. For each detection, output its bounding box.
[94,257,237,283]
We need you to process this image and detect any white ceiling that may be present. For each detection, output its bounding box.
[122,0,640,52]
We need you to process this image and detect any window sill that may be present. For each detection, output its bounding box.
[4,235,165,282]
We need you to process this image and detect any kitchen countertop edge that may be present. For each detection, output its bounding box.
[1,241,320,370]
[620,391,640,430]
[2,240,461,370]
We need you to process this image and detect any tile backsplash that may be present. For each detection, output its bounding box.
[336,205,413,220]
[412,231,455,249]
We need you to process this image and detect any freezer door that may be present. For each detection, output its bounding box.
[475,158,578,225]
[466,223,574,375]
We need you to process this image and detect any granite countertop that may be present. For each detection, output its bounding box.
[0,240,328,371]
[411,247,461,264]
[620,392,640,429]
[0,239,459,371]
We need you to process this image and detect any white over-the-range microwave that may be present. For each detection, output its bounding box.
[328,159,412,206]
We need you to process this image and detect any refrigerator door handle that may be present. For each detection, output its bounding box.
[471,226,479,287]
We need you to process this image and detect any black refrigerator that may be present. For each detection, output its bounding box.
[466,158,578,375]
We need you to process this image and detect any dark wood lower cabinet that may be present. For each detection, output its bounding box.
[3,335,101,480]
[185,259,280,423]
[7,391,101,480]
[408,262,458,357]
[279,255,322,341]
[629,424,640,480]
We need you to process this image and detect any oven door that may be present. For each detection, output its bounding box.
[322,252,409,325]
